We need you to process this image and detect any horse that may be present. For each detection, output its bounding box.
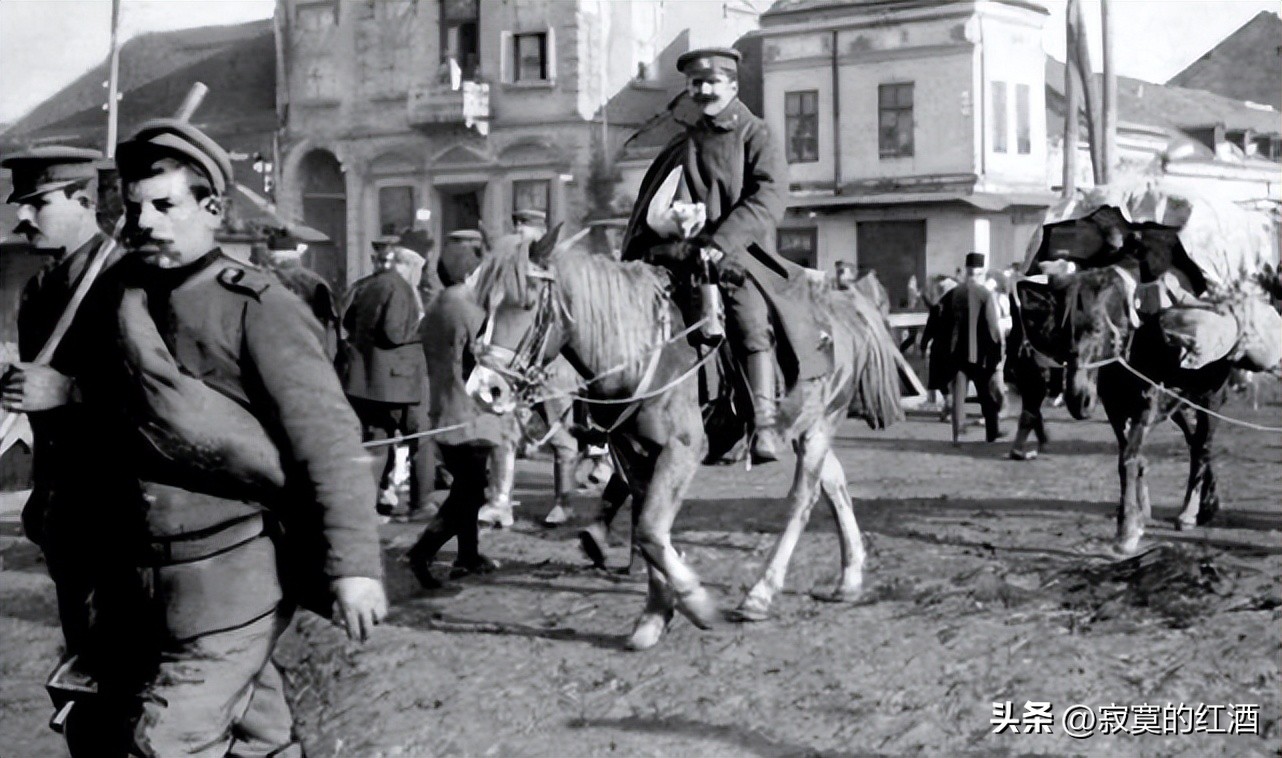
[1016,264,1235,554]
[467,230,902,649]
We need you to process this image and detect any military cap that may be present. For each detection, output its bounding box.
[512,208,547,226]
[268,233,307,258]
[447,229,484,244]
[2,146,104,204]
[964,252,987,268]
[116,118,234,195]
[371,234,401,247]
[676,47,741,76]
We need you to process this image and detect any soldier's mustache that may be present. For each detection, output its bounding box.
[13,220,39,239]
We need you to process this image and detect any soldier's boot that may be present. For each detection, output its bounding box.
[542,453,577,526]
[406,517,454,589]
[1009,411,1037,460]
[746,350,782,464]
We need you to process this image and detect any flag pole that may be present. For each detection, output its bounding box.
[105,0,123,157]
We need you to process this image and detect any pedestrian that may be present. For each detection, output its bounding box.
[263,232,340,357]
[407,232,506,588]
[833,260,857,290]
[919,274,958,417]
[935,252,1006,444]
[338,235,434,520]
[65,118,387,756]
[622,46,831,464]
[0,148,133,741]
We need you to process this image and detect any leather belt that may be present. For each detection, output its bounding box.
[142,513,267,565]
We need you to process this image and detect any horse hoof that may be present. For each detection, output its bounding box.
[675,587,719,630]
[1195,498,1220,526]
[1173,517,1197,532]
[542,504,573,527]
[1112,537,1143,556]
[811,586,861,604]
[578,525,609,569]
[477,504,514,529]
[728,596,771,623]
[625,614,670,651]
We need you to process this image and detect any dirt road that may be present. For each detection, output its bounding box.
[2,392,1278,756]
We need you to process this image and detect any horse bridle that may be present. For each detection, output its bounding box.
[1060,266,1137,372]
[475,263,565,406]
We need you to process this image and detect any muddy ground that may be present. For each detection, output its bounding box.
[2,389,1279,757]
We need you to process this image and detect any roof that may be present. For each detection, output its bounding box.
[5,20,273,138]
[1167,12,1282,110]
[1044,57,1280,139]
[1,20,278,191]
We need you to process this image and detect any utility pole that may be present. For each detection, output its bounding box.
[1062,33,1078,197]
[1101,0,1117,185]
[105,0,122,157]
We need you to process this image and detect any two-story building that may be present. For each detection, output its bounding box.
[754,0,1057,308]
[276,0,764,289]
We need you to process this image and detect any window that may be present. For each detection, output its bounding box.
[1015,83,1031,154]
[784,90,819,164]
[296,1,337,31]
[991,81,1008,153]
[379,185,417,237]
[777,228,818,268]
[514,32,548,82]
[441,0,479,80]
[878,83,914,158]
[512,179,550,217]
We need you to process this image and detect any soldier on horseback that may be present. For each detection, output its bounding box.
[622,47,831,464]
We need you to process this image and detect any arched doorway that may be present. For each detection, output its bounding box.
[299,150,347,291]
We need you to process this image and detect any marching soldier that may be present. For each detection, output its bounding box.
[65,119,386,755]
[0,147,129,700]
[622,47,831,464]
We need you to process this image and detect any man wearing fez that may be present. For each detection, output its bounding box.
[339,235,434,521]
[621,47,831,463]
[64,119,386,755]
[0,147,129,683]
[936,251,1006,445]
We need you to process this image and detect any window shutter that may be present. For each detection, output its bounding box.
[545,27,556,83]
[499,30,513,83]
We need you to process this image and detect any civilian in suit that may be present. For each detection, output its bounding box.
[339,237,433,518]
[936,252,1006,444]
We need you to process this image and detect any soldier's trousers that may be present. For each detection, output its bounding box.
[722,279,775,355]
[129,609,299,758]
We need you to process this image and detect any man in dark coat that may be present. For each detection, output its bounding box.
[621,47,831,463]
[0,148,131,701]
[339,236,433,518]
[64,119,386,756]
[936,252,1006,444]
[264,232,340,357]
[407,236,506,587]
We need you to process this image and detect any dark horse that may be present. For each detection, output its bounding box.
[467,231,901,649]
[1017,259,1234,554]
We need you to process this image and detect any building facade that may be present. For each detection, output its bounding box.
[276,0,764,289]
[755,0,1056,309]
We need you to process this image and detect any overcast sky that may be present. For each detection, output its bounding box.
[0,0,1277,125]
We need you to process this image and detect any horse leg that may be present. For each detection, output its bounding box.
[1175,407,1221,529]
[626,564,675,651]
[630,436,716,633]
[579,470,630,570]
[811,448,865,603]
[1116,390,1159,554]
[1010,360,1047,461]
[734,426,828,621]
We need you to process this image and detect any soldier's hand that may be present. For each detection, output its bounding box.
[1,363,75,413]
[330,576,388,642]
[716,255,747,287]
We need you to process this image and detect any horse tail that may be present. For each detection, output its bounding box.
[836,287,904,430]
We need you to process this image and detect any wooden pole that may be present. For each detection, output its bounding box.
[1101,0,1117,185]
[1062,46,1078,196]
[105,0,122,157]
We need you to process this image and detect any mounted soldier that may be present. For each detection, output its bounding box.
[622,46,831,463]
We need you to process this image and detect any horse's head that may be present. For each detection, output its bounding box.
[468,225,568,413]
[1017,265,1137,419]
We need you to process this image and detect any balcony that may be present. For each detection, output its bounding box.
[408,80,490,135]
